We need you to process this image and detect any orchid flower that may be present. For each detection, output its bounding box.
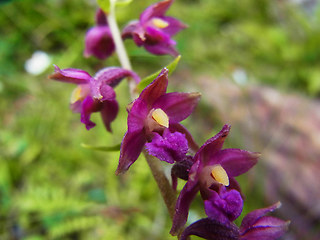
[180,202,290,240]
[84,9,115,60]
[116,68,200,175]
[49,65,140,131]
[170,125,260,235]
[122,0,187,56]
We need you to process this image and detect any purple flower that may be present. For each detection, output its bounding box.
[122,0,187,56]
[180,202,290,240]
[239,202,290,240]
[49,65,140,131]
[170,125,260,235]
[116,68,200,175]
[204,187,243,224]
[145,128,189,164]
[84,9,115,60]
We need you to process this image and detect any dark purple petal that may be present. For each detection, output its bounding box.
[143,27,179,56]
[140,0,173,23]
[95,8,107,26]
[100,99,119,132]
[194,124,231,165]
[90,80,116,101]
[180,218,239,240]
[169,123,199,152]
[240,218,290,240]
[214,149,260,177]
[162,16,188,36]
[116,131,147,175]
[144,42,179,56]
[80,96,101,130]
[132,30,146,46]
[240,202,282,232]
[127,98,149,132]
[153,92,201,123]
[170,179,200,235]
[84,26,115,60]
[204,188,243,224]
[139,68,168,107]
[48,65,91,84]
[94,67,141,87]
[122,20,140,39]
[99,84,116,101]
[145,26,171,42]
[145,129,188,163]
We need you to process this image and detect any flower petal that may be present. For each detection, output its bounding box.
[240,202,282,232]
[140,0,173,23]
[204,188,243,223]
[153,92,201,123]
[240,217,290,240]
[127,98,149,132]
[162,16,188,36]
[194,124,231,165]
[94,67,141,87]
[214,149,260,177]
[116,130,147,175]
[145,25,172,42]
[145,129,188,163]
[100,99,119,132]
[122,20,140,39]
[169,123,199,152]
[95,8,107,26]
[179,218,239,240]
[48,65,91,84]
[170,179,200,235]
[84,26,115,60]
[144,42,179,56]
[80,96,101,130]
[139,68,168,107]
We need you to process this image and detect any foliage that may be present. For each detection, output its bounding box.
[0,0,318,239]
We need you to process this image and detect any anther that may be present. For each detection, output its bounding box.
[211,164,229,186]
[151,108,169,128]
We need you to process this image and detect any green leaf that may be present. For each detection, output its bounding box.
[97,0,110,13]
[137,55,181,92]
[116,0,133,7]
[81,143,121,152]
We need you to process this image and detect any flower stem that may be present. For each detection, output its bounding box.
[107,0,177,221]
[143,150,177,220]
[108,0,131,70]
[107,0,136,97]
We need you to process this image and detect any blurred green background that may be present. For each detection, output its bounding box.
[1,0,320,239]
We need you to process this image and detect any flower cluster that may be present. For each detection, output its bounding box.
[122,0,187,56]
[49,0,289,239]
[49,65,140,131]
[84,0,186,60]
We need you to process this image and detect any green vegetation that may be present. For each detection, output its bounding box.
[0,0,319,239]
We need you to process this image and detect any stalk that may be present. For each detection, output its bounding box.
[107,0,177,221]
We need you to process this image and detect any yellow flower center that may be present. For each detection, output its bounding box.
[151,108,169,128]
[152,18,169,29]
[70,86,85,103]
[211,164,229,186]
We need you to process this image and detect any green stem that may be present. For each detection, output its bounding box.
[107,0,136,97]
[107,0,177,221]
